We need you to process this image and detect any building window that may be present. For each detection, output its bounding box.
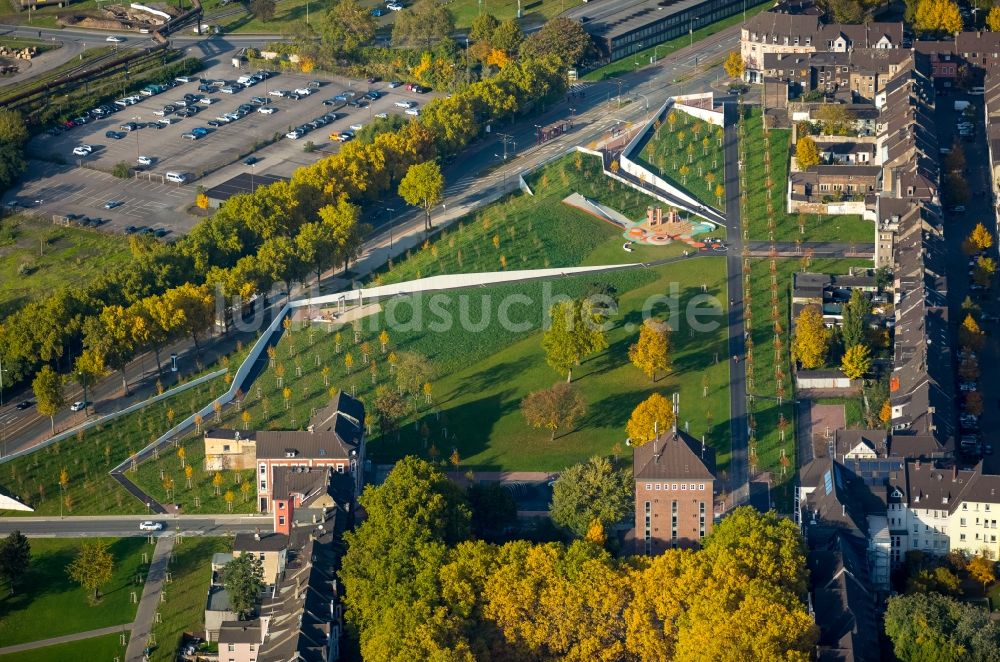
[223,445,230,452]
[699,502,706,538]
[260,465,266,475]
[337,464,345,474]
[644,501,652,555]
[655,484,661,491]
[229,645,235,652]
[279,516,285,525]
[671,501,678,543]
[961,533,967,541]
[260,480,267,490]
[646,484,652,491]
[278,502,285,510]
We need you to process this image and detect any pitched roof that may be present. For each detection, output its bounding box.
[219,620,264,645]
[633,429,715,481]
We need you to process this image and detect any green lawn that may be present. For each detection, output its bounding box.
[739,108,873,243]
[147,537,230,662]
[374,151,710,287]
[0,215,132,318]
[582,0,774,81]
[0,362,239,516]
[636,109,725,209]
[0,537,147,647]
[0,36,58,54]
[0,634,126,662]
[744,258,869,511]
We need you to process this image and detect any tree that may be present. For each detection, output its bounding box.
[989,5,1000,31]
[914,0,963,34]
[224,553,264,619]
[162,283,215,356]
[257,235,307,296]
[250,0,275,20]
[33,366,65,434]
[373,386,408,436]
[542,299,608,382]
[550,456,632,538]
[841,344,872,380]
[71,349,104,418]
[469,12,500,42]
[840,288,870,349]
[724,51,745,79]
[885,592,1000,662]
[828,0,865,22]
[964,391,984,416]
[959,356,980,381]
[391,0,454,49]
[212,471,224,496]
[492,19,524,54]
[960,314,986,351]
[974,255,996,288]
[0,531,29,595]
[520,17,593,67]
[793,306,830,369]
[66,540,115,603]
[626,393,675,445]
[296,221,339,287]
[814,103,856,135]
[84,305,139,396]
[520,382,587,440]
[399,161,444,232]
[394,351,432,397]
[795,136,821,169]
[320,0,376,56]
[628,319,671,381]
[969,554,996,591]
[969,222,994,252]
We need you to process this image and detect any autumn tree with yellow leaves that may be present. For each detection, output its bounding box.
[628,319,671,381]
[626,393,675,445]
[792,306,830,369]
[340,459,817,662]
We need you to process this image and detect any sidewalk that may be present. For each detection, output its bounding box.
[0,624,128,656]
[125,535,175,662]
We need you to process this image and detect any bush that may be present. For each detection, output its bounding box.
[112,161,132,179]
[303,141,316,153]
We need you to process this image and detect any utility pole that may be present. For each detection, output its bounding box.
[609,77,625,108]
[497,133,515,161]
[465,38,470,85]
[0,355,6,407]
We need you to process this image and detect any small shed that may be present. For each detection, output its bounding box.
[796,369,852,390]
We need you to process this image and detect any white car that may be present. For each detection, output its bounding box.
[387,3,403,10]
[349,123,364,131]
[72,145,93,156]
[106,35,125,42]
[286,130,302,140]
[257,107,277,115]
[293,88,313,96]
[69,401,88,411]
[269,90,287,97]
[405,108,420,116]
[200,97,218,105]
[375,112,388,119]
[139,521,164,531]
[394,100,415,108]
[137,155,154,166]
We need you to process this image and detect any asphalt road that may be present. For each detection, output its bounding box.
[0,515,270,537]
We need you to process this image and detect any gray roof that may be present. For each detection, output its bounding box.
[206,585,233,612]
[564,0,708,42]
[234,532,288,553]
[219,620,264,645]
[206,172,288,203]
[271,466,331,504]
[633,429,715,481]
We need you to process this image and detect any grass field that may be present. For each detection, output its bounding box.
[147,537,230,662]
[0,36,58,55]
[744,257,869,511]
[375,152,713,286]
[0,537,147,647]
[583,0,774,81]
[636,109,725,208]
[0,215,132,317]
[0,366,236,516]
[740,108,873,243]
[0,634,126,662]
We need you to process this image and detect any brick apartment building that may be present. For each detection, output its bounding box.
[204,391,365,513]
[633,406,716,553]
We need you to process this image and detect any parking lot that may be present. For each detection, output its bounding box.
[5,52,439,235]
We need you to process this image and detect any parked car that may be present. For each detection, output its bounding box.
[349,123,364,131]
[106,131,125,140]
[388,81,403,88]
[394,100,415,108]
[371,7,385,15]
[375,112,388,119]
[72,145,93,156]
[104,200,123,209]
[69,401,89,411]
[139,521,164,531]
[137,155,154,166]
[154,228,169,238]
[338,131,354,142]
[258,107,277,115]
[960,381,978,392]
[405,108,420,116]
[244,156,260,165]
[286,130,303,140]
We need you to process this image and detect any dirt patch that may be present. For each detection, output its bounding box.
[808,403,846,460]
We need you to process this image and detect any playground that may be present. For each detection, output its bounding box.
[562,193,717,248]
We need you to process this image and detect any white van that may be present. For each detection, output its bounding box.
[237,75,254,85]
[165,172,188,184]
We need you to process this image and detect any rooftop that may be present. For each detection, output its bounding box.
[234,531,289,553]
[633,427,715,481]
[205,172,288,204]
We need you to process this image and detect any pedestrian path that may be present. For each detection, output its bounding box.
[0,624,129,656]
[125,535,175,662]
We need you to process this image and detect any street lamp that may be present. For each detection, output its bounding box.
[651,45,661,64]
[633,43,643,70]
[250,162,256,192]
[131,115,141,162]
[689,16,701,48]
[381,205,396,250]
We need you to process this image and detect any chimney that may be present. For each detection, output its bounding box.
[915,459,921,471]
[672,393,680,437]
[953,464,958,482]
[842,504,846,516]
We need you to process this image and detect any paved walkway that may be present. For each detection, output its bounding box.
[125,535,175,662]
[0,624,129,656]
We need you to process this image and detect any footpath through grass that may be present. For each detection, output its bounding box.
[0,537,147,647]
[740,108,872,243]
[0,214,132,318]
[583,0,774,82]
[744,257,869,511]
[636,109,725,208]
[147,537,230,662]
[375,151,697,286]
[0,634,125,662]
